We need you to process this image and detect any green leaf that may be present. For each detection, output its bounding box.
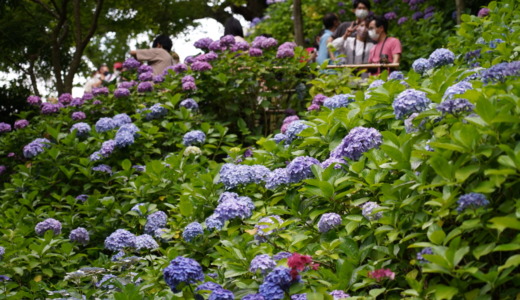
[429,156,453,180]
[498,254,520,272]
[473,243,495,260]
[455,165,479,183]
[433,284,458,300]
[369,288,386,298]
[427,224,446,245]
[121,159,131,171]
[488,216,520,233]
[179,197,193,217]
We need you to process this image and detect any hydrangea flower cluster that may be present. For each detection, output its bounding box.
[114,88,131,98]
[276,42,295,59]
[69,227,89,245]
[191,61,213,72]
[456,192,489,212]
[145,103,168,120]
[35,218,62,236]
[368,268,395,281]
[95,117,117,133]
[388,71,404,80]
[58,93,72,105]
[273,133,287,144]
[182,75,197,90]
[280,115,299,133]
[255,215,284,240]
[184,146,202,156]
[144,211,168,235]
[321,157,347,169]
[211,192,255,224]
[75,194,88,202]
[291,294,307,300]
[323,94,355,109]
[412,58,432,74]
[392,89,431,119]
[265,168,290,190]
[398,16,409,25]
[180,98,198,110]
[437,98,474,115]
[163,256,204,292]
[135,234,159,250]
[138,71,153,82]
[249,48,263,57]
[273,252,292,261]
[384,11,397,20]
[416,247,433,263]
[183,130,206,146]
[317,213,342,233]
[71,111,86,120]
[182,222,203,242]
[218,163,270,189]
[209,289,235,300]
[172,63,189,73]
[443,82,472,101]
[90,139,116,161]
[231,41,250,52]
[428,48,455,67]
[27,95,42,105]
[118,81,137,89]
[123,57,141,69]
[92,87,109,96]
[14,119,29,130]
[0,246,4,259]
[259,267,294,300]
[205,214,224,231]
[329,290,351,299]
[194,37,213,49]
[361,201,383,221]
[330,127,382,161]
[479,61,520,84]
[250,254,276,274]
[286,156,320,183]
[92,164,113,174]
[137,64,153,74]
[284,121,309,144]
[196,281,222,292]
[0,123,11,133]
[70,122,91,138]
[23,138,51,158]
[137,81,153,93]
[104,229,136,251]
[41,102,63,114]
[307,93,327,111]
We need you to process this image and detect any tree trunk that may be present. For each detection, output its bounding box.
[28,59,40,96]
[293,0,304,46]
[455,0,465,25]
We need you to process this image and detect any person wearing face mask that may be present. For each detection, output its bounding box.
[83,64,109,93]
[317,13,340,65]
[330,18,374,64]
[367,15,402,75]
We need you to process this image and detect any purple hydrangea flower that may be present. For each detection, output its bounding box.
[183,130,206,146]
[183,222,203,242]
[95,117,117,133]
[260,37,278,49]
[58,93,73,105]
[234,41,250,51]
[196,281,222,292]
[388,71,404,80]
[273,133,287,144]
[27,95,41,105]
[118,81,137,89]
[220,34,236,46]
[312,94,327,106]
[323,94,355,109]
[252,36,266,48]
[163,256,204,292]
[180,98,199,110]
[173,63,189,73]
[145,103,168,120]
[397,17,409,25]
[330,290,351,299]
[69,227,89,245]
[183,81,197,91]
[13,119,29,130]
[191,61,213,72]
[210,289,235,300]
[291,294,307,300]
[133,165,146,172]
[330,127,382,160]
[0,123,11,133]
[144,211,168,235]
[117,123,140,137]
[416,247,433,262]
[249,48,263,57]
[0,246,4,258]
[412,11,424,20]
[209,40,225,52]
[273,252,292,261]
[243,294,265,300]
[457,192,489,212]
[70,122,91,137]
[76,194,88,202]
[194,37,214,49]
[285,121,310,144]
[182,75,195,83]
[259,267,293,299]
[368,79,385,89]
[137,81,153,93]
[114,88,131,98]
[137,64,153,74]
[392,89,431,119]
[35,218,62,235]
[424,11,434,19]
[480,61,520,84]
[92,164,113,174]
[92,87,109,96]
[318,213,342,233]
[96,274,118,289]
[41,102,63,114]
[72,111,86,121]
[100,139,116,157]
[104,229,136,251]
[135,234,159,250]
[250,254,276,273]
[82,92,94,101]
[437,98,474,115]
[384,12,397,20]
[361,201,382,220]
[286,156,320,183]
[205,214,224,231]
[412,58,432,74]
[138,71,153,82]
[185,56,196,64]
[123,57,141,69]
[0,165,6,175]
[214,193,255,221]
[276,47,294,59]
[321,157,347,169]
[115,131,135,148]
[477,7,489,17]
[23,138,51,158]
[219,164,270,189]
[112,113,132,127]
[428,48,455,67]
[93,100,102,105]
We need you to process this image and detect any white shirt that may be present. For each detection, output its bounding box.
[330,37,374,64]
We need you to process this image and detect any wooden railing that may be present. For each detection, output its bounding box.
[325,63,400,69]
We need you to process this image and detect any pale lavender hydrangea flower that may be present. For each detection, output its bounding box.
[388,71,404,80]
[321,157,347,169]
[265,168,290,189]
[100,139,116,157]
[457,192,489,212]
[118,81,137,89]
[329,290,351,299]
[115,131,135,148]
[123,57,141,69]
[72,111,86,120]
[255,215,284,240]
[114,88,131,98]
[323,94,355,109]
[330,127,382,160]
[368,80,385,89]
[145,103,168,120]
[92,164,113,174]
[361,201,382,220]
[260,37,278,49]
[428,48,455,67]
[273,252,292,261]
[35,218,62,235]
[14,119,29,129]
[69,227,89,245]
[412,58,432,74]
[144,211,168,235]
[183,130,206,146]
[112,113,132,127]
[70,122,91,137]
[416,247,433,262]
[209,40,225,52]
[135,234,159,250]
[437,99,474,115]
[276,46,294,59]
[291,294,307,300]
[138,71,153,82]
[250,254,276,273]
[183,222,204,242]
[479,61,520,84]
[137,64,153,74]
[397,17,409,25]
[220,34,236,46]
[173,63,189,73]
[273,133,287,144]
[27,95,42,105]
[191,61,213,72]
[76,194,88,202]
[384,12,397,20]
[318,213,342,232]
[286,156,320,182]
[58,93,73,105]
[196,281,222,292]
[180,98,199,110]
[194,37,214,49]
[23,138,51,158]
[95,117,117,133]
[214,194,255,221]
[41,102,63,114]
[0,123,11,133]
[285,121,310,144]
[205,214,224,231]
[249,48,263,57]
[104,229,136,251]
[392,89,431,119]
[92,87,109,96]
[69,97,84,106]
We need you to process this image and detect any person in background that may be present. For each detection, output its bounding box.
[330,18,374,64]
[105,62,122,83]
[83,64,108,93]
[316,13,340,65]
[367,15,401,75]
[331,0,372,41]
[130,34,175,75]
[224,17,247,43]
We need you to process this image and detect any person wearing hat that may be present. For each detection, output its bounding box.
[105,62,123,83]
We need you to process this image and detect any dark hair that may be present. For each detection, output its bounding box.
[323,13,339,30]
[353,0,371,11]
[152,34,173,52]
[371,15,388,33]
[224,17,244,38]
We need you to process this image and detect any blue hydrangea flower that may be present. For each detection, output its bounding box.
[412,58,432,74]
[273,133,287,144]
[214,194,255,221]
[133,165,146,172]
[291,294,307,300]
[112,113,132,127]
[368,79,385,89]
[69,227,89,245]
[115,130,135,148]
[183,130,206,146]
[144,211,168,234]
[35,218,62,235]
[388,71,404,80]
[209,289,235,300]
[131,203,146,215]
[437,99,474,115]
[205,214,225,231]
[479,61,520,84]
[100,140,116,157]
[135,234,159,250]
[443,82,473,101]
[104,229,136,251]
[286,156,320,183]
[265,168,290,190]
[70,122,91,137]
[457,192,489,212]
[163,256,204,292]
[428,48,455,67]
[392,89,432,119]
[23,138,51,158]
[285,121,310,144]
[329,290,351,299]
[255,215,284,240]
[273,252,292,261]
[361,201,382,221]
[321,157,347,169]
[259,267,293,300]
[95,118,117,133]
[317,213,342,233]
[416,247,433,263]
[196,281,222,292]
[180,98,199,110]
[323,94,355,109]
[117,123,140,137]
[488,38,504,49]
[183,222,204,242]
[404,113,420,133]
[250,254,276,274]
[75,194,88,202]
[330,127,382,161]
[243,294,265,300]
[92,164,113,174]
[145,103,168,120]
[218,164,269,189]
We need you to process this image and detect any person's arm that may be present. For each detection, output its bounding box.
[392,53,401,63]
[391,38,402,64]
[131,49,156,62]
[129,50,137,57]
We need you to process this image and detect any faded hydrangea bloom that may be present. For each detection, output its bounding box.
[104,229,136,251]
[144,211,168,235]
[330,127,382,161]
[163,256,204,292]
[135,234,159,250]
[361,201,382,221]
[250,254,276,273]
[183,222,204,242]
[392,89,431,119]
[184,146,202,156]
[69,227,89,245]
[456,192,489,212]
[323,94,355,109]
[35,218,62,236]
[317,213,342,233]
[183,130,206,146]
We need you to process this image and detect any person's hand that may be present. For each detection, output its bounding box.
[343,23,357,39]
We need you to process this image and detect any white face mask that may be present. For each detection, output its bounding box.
[368,29,379,40]
[355,9,369,19]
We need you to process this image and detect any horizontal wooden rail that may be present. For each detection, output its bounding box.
[325,63,400,69]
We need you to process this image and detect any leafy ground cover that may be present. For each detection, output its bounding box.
[0,1,519,299]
